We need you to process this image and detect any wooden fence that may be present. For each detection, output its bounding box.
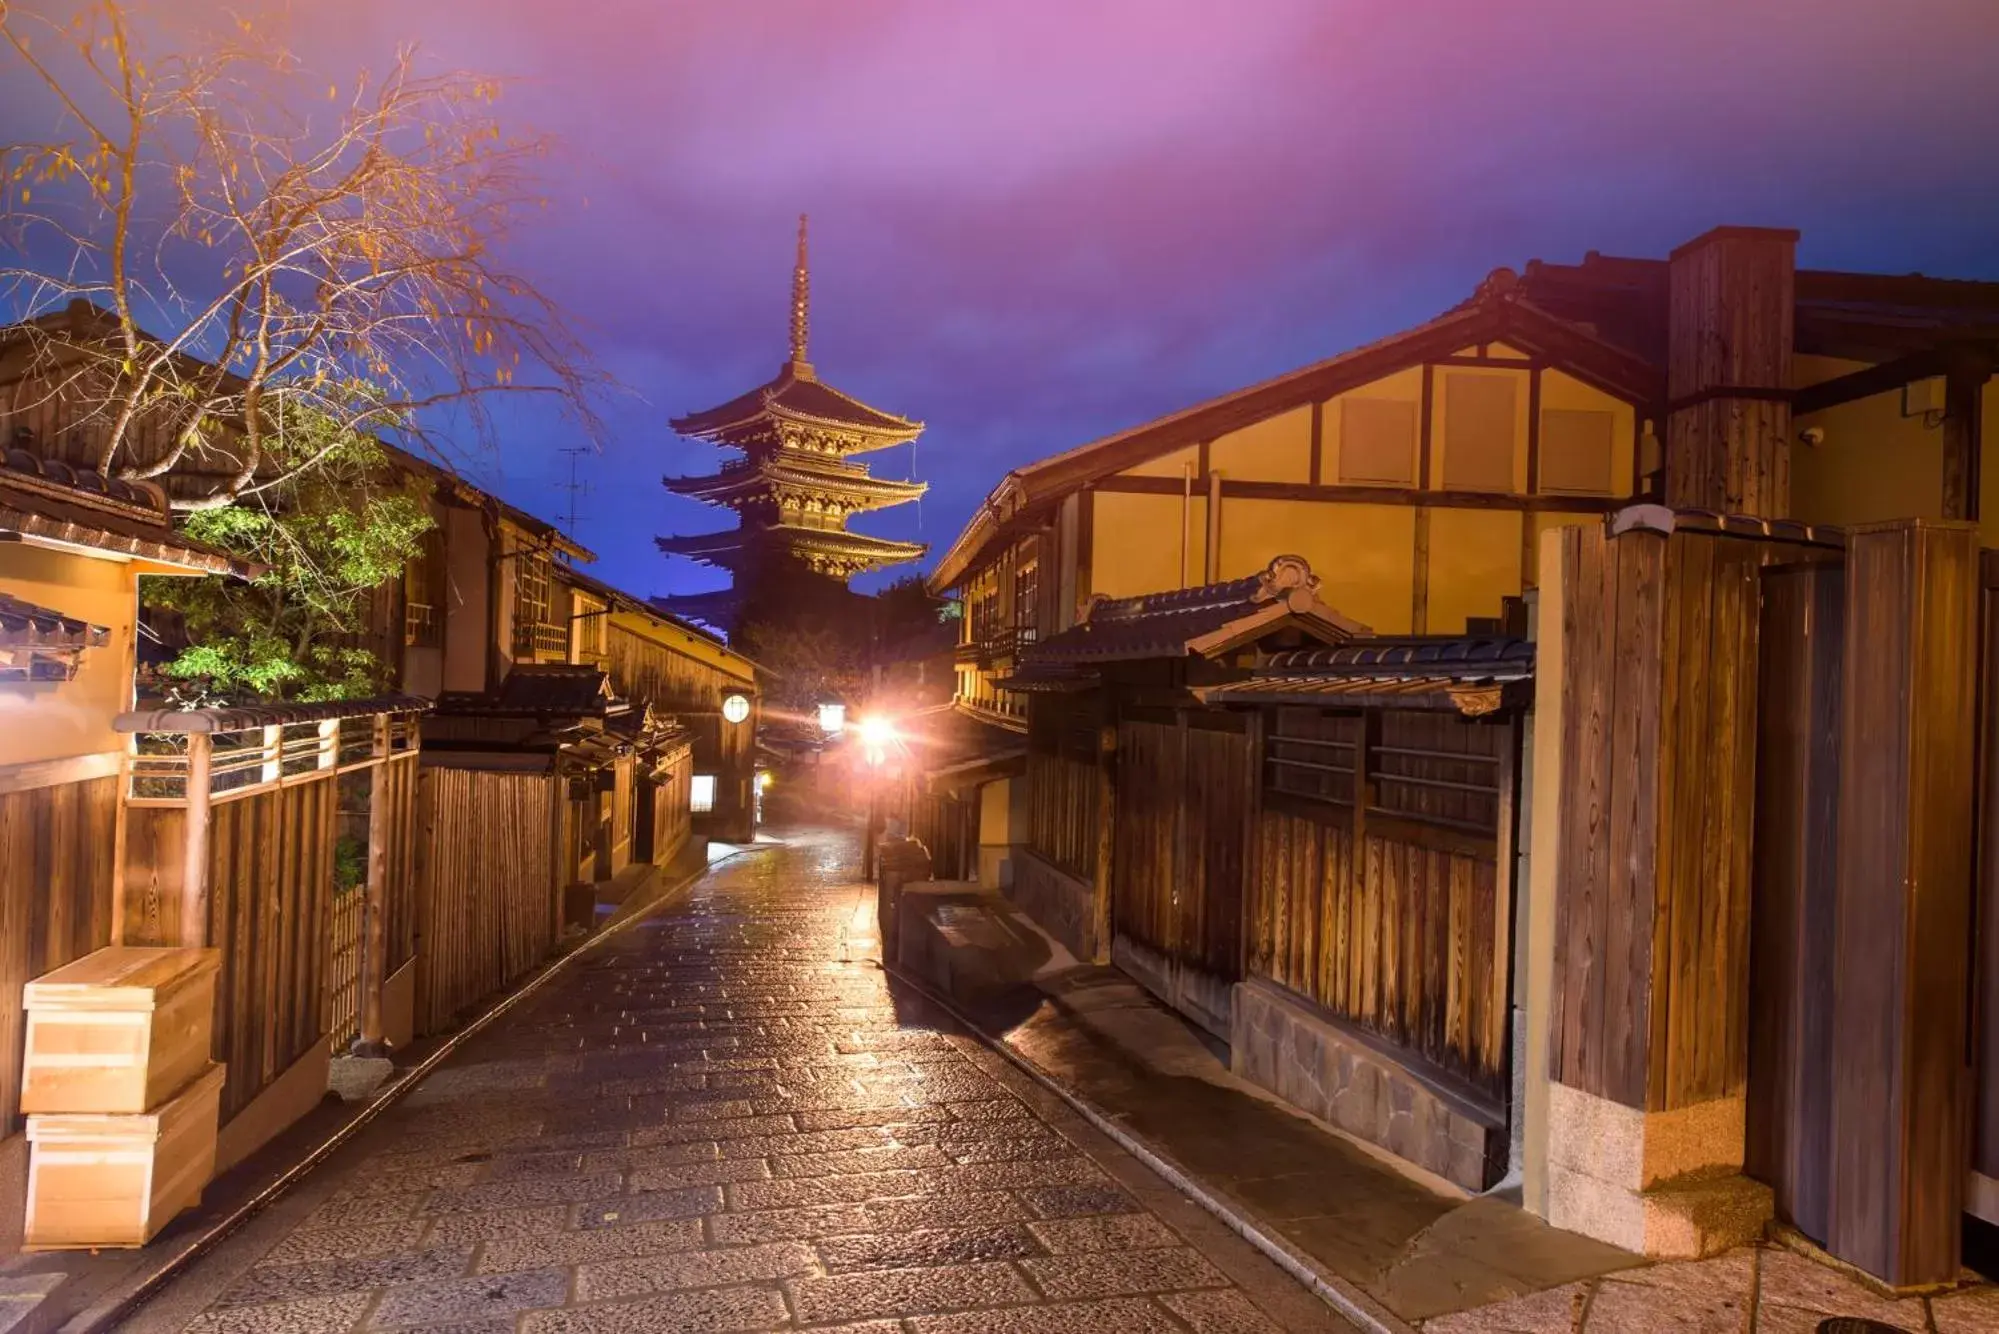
[1110,710,1252,1036]
[1026,696,1099,881]
[413,766,559,1036]
[0,772,119,1135]
[117,705,422,1124]
[1252,709,1513,1098]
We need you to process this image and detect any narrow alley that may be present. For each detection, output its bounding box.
[120,829,1349,1334]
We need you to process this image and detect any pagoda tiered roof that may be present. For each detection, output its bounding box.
[670,360,922,453]
[656,523,926,579]
[663,453,926,512]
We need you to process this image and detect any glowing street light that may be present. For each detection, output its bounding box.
[721,692,751,725]
[817,700,847,735]
[857,715,896,769]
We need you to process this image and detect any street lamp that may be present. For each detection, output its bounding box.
[816,697,847,736]
[721,692,751,725]
[857,715,897,879]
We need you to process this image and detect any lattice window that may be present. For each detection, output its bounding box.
[512,553,564,658]
[1012,557,1040,646]
[404,527,445,648]
[574,597,608,661]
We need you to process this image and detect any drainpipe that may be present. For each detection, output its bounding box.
[1180,461,1194,589]
[1206,468,1223,584]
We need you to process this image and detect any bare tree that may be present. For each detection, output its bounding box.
[0,0,603,508]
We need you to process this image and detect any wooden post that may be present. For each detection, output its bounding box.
[180,733,213,948]
[1664,227,1798,518]
[1092,717,1116,964]
[360,714,391,1052]
[1828,519,1978,1287]
[1941,350,1991,523]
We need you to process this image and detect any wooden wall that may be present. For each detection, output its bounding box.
[1025,695,1099,882]
[125,780,337,1122]
[1744,561,1844,1242]
[1111,712,1250,990]
[0,775,119,1134]
[1549,522,1761,1112]
[1251,710,1511,1101]
[412,766,558,1036]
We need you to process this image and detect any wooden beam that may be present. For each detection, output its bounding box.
[1791,350,1945,418]
[1092,473,1622,512]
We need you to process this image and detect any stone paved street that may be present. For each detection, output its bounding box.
[123,829,1350,1334]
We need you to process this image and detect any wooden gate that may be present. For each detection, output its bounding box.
[1110,710,1251,1038]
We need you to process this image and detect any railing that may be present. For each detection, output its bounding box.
[114,698,426,1120]
[405,599,439,648]
[514,618,570,660]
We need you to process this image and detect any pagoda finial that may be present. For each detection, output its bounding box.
[788,213,811,370]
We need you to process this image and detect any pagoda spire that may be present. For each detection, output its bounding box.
[789,213,811,372]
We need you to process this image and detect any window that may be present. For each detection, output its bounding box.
[574,597,608,660]
[1539,408,1616,495]
[403,527,445,648]
[1338,398,1418,485]
[1011,557,1040,647]
[690,774,717,814]
[1442,374,1518,492]
[512,553,565,659]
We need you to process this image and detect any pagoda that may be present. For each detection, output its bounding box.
[655,217,927,630]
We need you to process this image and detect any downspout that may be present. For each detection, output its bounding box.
[1206,468,1223,584]
[1180,461,1194,589]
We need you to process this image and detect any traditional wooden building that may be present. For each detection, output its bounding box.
[0,450,257,1253]
[656,217,928,630]
[925,225,1999,1285]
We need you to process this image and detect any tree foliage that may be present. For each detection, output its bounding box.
[143,412,433,702]
[0,0,603,507]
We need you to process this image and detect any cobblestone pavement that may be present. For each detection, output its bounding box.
[126,829,1351,1334]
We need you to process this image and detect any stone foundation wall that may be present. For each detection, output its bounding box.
[1232,978,1505,1193]
[1008,849,1096,962]
[1113,935,1233,1042]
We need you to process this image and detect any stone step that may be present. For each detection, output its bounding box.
[1640,1173,1773,1259]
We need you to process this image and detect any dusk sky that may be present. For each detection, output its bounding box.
[133,2,1999,596]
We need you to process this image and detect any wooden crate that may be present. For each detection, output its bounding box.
[21,947,221,1116]
[24,1062,225,1249]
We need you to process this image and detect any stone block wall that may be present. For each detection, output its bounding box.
[1008,849,1096,962]
[1232,978,1504,1193]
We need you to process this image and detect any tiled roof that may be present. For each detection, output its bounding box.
[672,363,921,442]
[0,449,259,576]
[0,592,109,651]
[1198,636,1534,715]
[493,664,618,716]
[1014,556,1365,673]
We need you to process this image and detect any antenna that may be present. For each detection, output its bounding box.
[556,446,592,541]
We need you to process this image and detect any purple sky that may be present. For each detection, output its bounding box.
[146,2,1999,595]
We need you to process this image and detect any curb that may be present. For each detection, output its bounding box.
[66,842,760,1333]
[885,959,1419,1334]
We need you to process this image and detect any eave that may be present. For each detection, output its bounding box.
[928,286,1664,593]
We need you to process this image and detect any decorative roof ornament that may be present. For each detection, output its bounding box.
[789,213,812,374]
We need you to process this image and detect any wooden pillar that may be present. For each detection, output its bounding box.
[1542,518,1767,1255]
[360,715,391,1052]
[1941,350,1991,523]
[1828,519,1978,1287]
[180,733,213,948]
[1664,227,1798,518]
[1091,715,1116,964]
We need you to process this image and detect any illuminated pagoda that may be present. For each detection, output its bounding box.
[655,216,927,630]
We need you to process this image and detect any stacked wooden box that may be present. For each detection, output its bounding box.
[20,947,225,1249]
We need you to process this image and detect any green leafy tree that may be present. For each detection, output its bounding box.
[143,414,433,701]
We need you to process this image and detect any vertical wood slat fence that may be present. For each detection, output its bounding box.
[116,704,422,1123]
[0,773,119,1136]
[1252,707,1512,1100]
[412,767,560,1037]
[1110,710,1252,1035]
[1026,697,1100,881]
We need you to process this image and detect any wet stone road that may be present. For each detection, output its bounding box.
[129,829,1349,1334]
